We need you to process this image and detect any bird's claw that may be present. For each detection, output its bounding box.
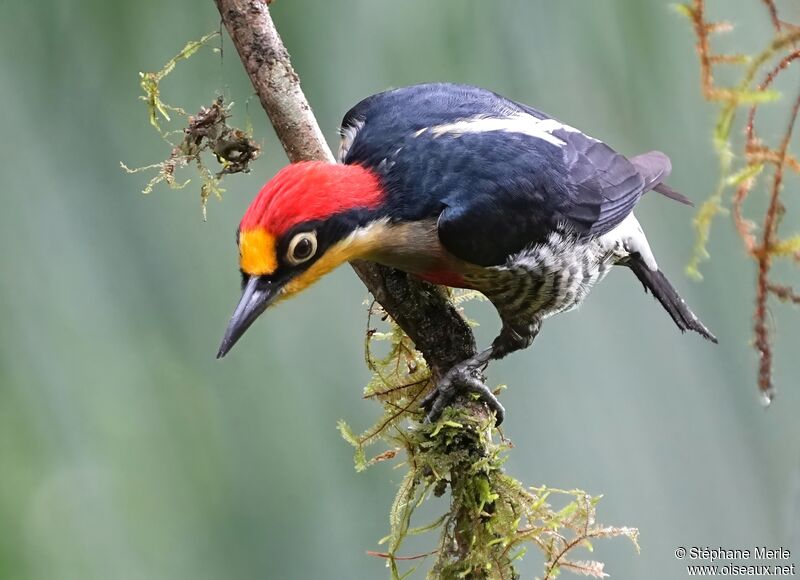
[420,361,505,426]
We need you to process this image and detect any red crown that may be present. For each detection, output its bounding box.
[241,161,384,236]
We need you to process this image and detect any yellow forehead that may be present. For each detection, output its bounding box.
[240,228,278,276]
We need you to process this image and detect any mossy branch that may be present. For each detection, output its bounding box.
[340,302,638,578]
[212,0,501,571]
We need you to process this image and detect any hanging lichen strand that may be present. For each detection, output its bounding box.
[678,0,800,403]
[339,295,639,580]
[122,32,261,220]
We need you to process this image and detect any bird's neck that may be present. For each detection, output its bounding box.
[355,219,477,288]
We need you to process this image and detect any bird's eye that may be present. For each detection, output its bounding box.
[286,231,318,265]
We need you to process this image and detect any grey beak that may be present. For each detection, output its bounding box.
[217,276,281,358]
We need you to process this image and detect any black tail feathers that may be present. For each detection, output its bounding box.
[627,256,718,343]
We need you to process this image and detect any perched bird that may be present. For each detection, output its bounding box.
[218,83,717,424]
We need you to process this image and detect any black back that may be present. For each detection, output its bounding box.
[341,83,648,266]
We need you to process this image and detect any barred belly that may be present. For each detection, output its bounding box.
[463,232,616,327]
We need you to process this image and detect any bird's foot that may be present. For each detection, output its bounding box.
[420,358,505,426]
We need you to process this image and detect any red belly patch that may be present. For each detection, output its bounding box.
[416,270,469,288]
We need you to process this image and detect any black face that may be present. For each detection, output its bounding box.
[218,209,378,358]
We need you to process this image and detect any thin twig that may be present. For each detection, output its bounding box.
[685,0,799,401]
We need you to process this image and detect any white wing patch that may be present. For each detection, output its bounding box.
[338,118,365,163]
[416,113,593,148]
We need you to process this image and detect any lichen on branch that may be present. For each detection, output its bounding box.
[123,33,260,219]
[339,298,638,579]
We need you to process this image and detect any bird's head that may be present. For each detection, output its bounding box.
[217,161,386,358]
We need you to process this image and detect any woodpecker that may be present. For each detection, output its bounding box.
[217,83,717,424]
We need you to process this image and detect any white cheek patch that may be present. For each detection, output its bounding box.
[417,113,592,148]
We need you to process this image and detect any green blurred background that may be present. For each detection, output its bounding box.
[1,1,799,578]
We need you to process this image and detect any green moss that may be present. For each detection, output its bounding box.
[341,297,638,579]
